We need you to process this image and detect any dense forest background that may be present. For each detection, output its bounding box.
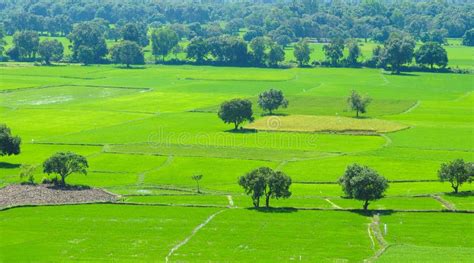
[0,0,473,70]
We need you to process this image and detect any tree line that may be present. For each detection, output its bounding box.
[1,0,473,45]
[0,21,457,74]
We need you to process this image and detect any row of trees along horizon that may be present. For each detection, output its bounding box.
[3,23,467,74]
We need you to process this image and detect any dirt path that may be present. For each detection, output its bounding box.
[227,195,234,207]
[324,198,342,209]
[401,100,421,114]
[366,214,389,262]
[165,209,226,263]
[432,195,456,211]
[137,155,174,185]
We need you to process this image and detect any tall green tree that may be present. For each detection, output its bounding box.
[258,89,288,115]
[323,39,344,66]
[110,40,144,68]
[438,159,473,193]
[0,124,21,156]
[12,30,39,59]
[382,34,416,74]
[462,29,474,46]
[218,99,254,130]
[186,37,209,63]
[121,23,149,47]
[267,43,285,67]
[415,42,448,69]
[239,167,292,208]
[68,22,108,64]
[339,164,388,210]
[0,25,6,57]
[346,41,361,66]
[43,152,88,186]
[151,27,179,62]
[250,37,267,65]
[38,39,64,65]
[293,39,311,66]
[347,90,371,117]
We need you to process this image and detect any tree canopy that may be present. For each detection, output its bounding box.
[218,99,254,130]
[239,167,292,208]
[43,152,89,186]
[110,40,144,67]
[347,90,371,117]
[415,42,448,69]
[0,124,21,156]
[339,164,388,210]
[438,159,473,193]
[258,89,288,115]
[38,39,64,64]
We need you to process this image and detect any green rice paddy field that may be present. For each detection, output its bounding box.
[0,62,473,261]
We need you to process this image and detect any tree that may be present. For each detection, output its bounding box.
[323,39,344,66]
[250,37,267,65]
[77,46,95,65]
[462,29,474,46]
[0,124,21,156]
[267,43,285,67]
[68,22,108,63]
[12,30,39,60]
[347,90,371,117]
[346,41,361,66]
[258,89,288,115]
[151,27,179,62]
[38,39,64,65]
[186,37,209,63]
[191,174,203,193]
[438,159,473,193]
[293,39,311,66]
[121,23,149,47]
[338,164,388,210]
[43,152,88,186]
[0,25,6,57]
[415,42,448,69]
[238,167,292,208]
[20,164,36,184]
[218,99,254,130]
[110,40,144,68]
[382,34,416,74]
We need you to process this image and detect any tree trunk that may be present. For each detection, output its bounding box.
[61,175,66,186]
[196,181,200,193]
[430,63,434,70]
[234,122,239,130]
[265,195,270,208]
[356,110,359,118]
[363,200,369,210]
[452,183,459,193]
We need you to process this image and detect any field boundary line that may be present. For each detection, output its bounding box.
[432,195,456,211]
[400,100,421,114]
[136,155,174,185]
[165,209,227,263]
[227,195,234,207]
[324,198,342,209]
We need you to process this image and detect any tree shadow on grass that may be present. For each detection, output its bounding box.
[115,65,146,70]
[224,128,258,134]
[445,190,473,198]
[46,184,91,191]
[260,113,289,117]
[348,209,396,217]
[0,162,21,169]
[246,207,298,213]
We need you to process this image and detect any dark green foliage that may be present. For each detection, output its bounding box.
[218,99,254,130]
[382,34,416,74]
[43,152,88,186]
[346,41,361,66]
[415,42,448,69]
[38,39,64,64]
[0,124,21,156]
[323,39,345,66]
[121,23,149,47]
[438,159,473,193]
[462,29,474,46]
[151,27,179,62]
[110,40,144,67]
[347,90,371,117]
[239,167,292,208]
[267,44,285,67]
[191,174,203,193]
[68,21,108,64]
[207,35,249,65]
[294,39,310,66]
[258,89,288,115]
[12,30,39,60]
[339,164,388,210]
[250,37,267,65]
[186,37,209,63]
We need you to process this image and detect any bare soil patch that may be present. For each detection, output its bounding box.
[0,184,117,209]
